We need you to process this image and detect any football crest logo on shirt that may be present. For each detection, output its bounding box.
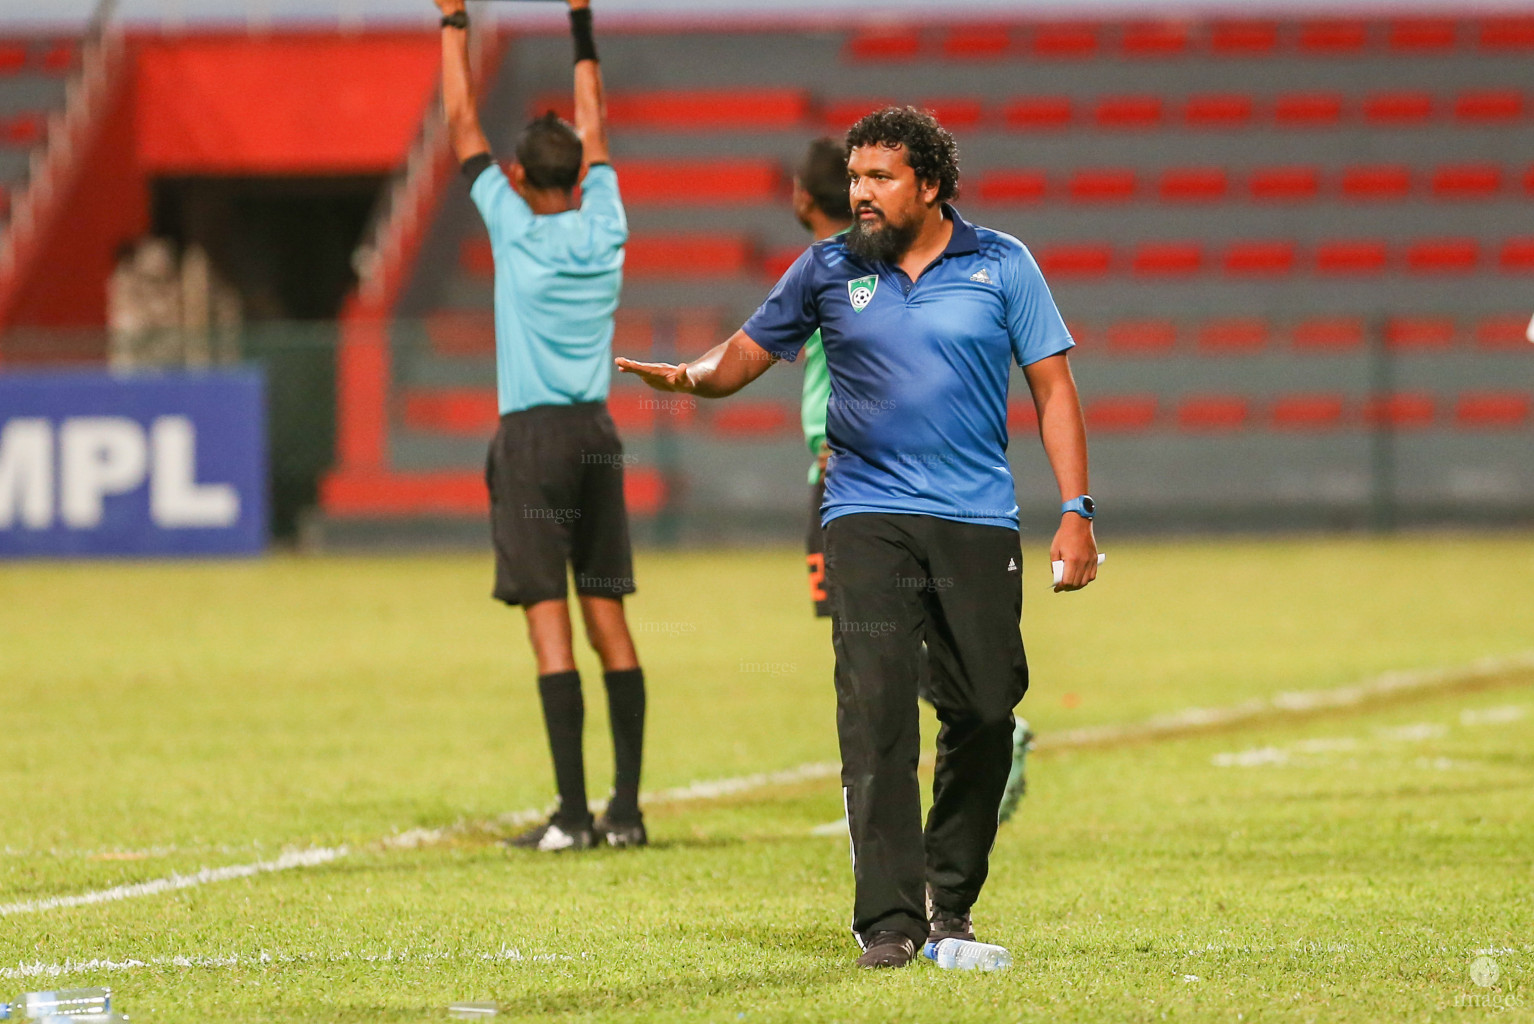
[847,275,878,313]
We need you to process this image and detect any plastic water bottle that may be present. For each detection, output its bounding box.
[922,938,1012,971]
[0,990,110,1020]
[34,1016,128,1023]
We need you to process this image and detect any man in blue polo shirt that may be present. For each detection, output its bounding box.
[437,0,647,853]
[618,107,1099,968]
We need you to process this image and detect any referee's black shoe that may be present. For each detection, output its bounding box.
[856,932,917,969]
[504,816,596,852]
[594,811,648,849]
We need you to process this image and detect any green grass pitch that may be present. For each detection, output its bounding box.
[1,534,1531,1022]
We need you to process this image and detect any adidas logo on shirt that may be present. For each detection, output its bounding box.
[970,267,993,284]
[1006,557,1018,572]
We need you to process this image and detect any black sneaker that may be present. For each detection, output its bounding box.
[928,907,976,944]
[594,812,648,848]
[856,931,916,969]
[504,817,596,852]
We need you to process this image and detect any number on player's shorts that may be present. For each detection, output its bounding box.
[806,552,828,603]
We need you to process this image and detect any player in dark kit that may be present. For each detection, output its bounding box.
[619,108,1098,967]
[435,0,647,852]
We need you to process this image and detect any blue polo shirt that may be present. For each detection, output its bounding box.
[469,162,627,415]
[742,206,1073,529]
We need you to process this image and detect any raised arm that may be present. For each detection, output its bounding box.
[615,330,777,398]
[567,0,610,166]
[434,0,491,163]
[1022,352,1098,592]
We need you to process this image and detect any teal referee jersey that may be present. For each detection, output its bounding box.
[469,162,628,415]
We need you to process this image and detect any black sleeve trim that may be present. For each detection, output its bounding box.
[461,153,493,183]
[570,7,598,64]
[588,162,611,169]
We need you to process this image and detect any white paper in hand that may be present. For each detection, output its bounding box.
[1052,552,1106,588]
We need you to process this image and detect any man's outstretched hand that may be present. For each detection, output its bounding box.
[615,357,694,393]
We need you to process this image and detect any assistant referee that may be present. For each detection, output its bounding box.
[436,0,647,852]
[619,107,1098,967]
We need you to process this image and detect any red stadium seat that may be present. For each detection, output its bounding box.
[0,184,10,219]
[1386,317,1458,348]
[1085,395,1158,432]
[1183,94,1254,129]
[1291,318,1364,350]
[460,239,493,278]
[1431,163,1503,199]
[1272,394,1347,429]
[760,246,803,281]
[1387,18,1458,51]
[1298,20,1369,54]
[1030,23,1100,58]
[1364,393,1436,429]
[536,89,810,131]
[1274,93,1344,127]
[1158,167,1228,202]
[1177,395,1250,431]
[709,401,796,436]
[844,27,922,62]
[1478,17,1534,50]
[2,113,44,146]
[1250,166,1320,201]
[1121,22,1190,57]
[1316,240,1388,275]
[1475,315,1533,348]
[1007,401,1039,431]
[1003,97,1073,131]
[402,388,498,436]
[1363,92,1434,124]
[1454,90,1525,123]
[1197,319,1269,353]
[1499,238,1534,272]
[606,391,694,435]
[942,25,1013,60]
[1037,243,1112,278]
[40,42,76,73]
[0,43,27,73]
[1106,320,1178,352]
[821,99,892,132]
[1209,21,1278,55]
[1131,242,1203,276]
[425,310,495,356]
[625,235,754,278]
[618,159,782,205]
[919,97,985,128]
[1342,165,1411,200]
[976,170,1047,203]
[1406,239,1479,273]
[1223,241,1295,275]
[1455,392,1532,428]
[1068,168,1136,202]
[1524,166,1534,195]
[625,467,668,517]
[1095,96,1162,130]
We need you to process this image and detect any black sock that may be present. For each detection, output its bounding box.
[537,671,589,826]
[603,668,646,820]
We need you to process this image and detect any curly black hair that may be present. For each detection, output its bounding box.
[845,106,960,203]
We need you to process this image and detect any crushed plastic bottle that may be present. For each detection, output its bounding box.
[921,938,1012,971]
[0,990,111,1020]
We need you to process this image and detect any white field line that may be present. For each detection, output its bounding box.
[1034,651,1534,752]
[0,946,587,982]
[5,652,1530,917]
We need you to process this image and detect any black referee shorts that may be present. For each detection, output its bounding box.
[485,401,635,607]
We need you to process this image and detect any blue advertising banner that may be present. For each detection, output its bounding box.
[0,369,267,557]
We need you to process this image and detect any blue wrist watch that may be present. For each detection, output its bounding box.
[1061,495,1095,520]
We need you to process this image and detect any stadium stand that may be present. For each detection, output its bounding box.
[314,14,1532,535]
[0,37,73,234]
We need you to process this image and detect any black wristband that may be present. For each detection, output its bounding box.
[569,8,597,63]
[441,10,467,30]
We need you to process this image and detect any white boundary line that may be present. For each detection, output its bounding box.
[0,946,585,982]
[4,652,1530,919]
